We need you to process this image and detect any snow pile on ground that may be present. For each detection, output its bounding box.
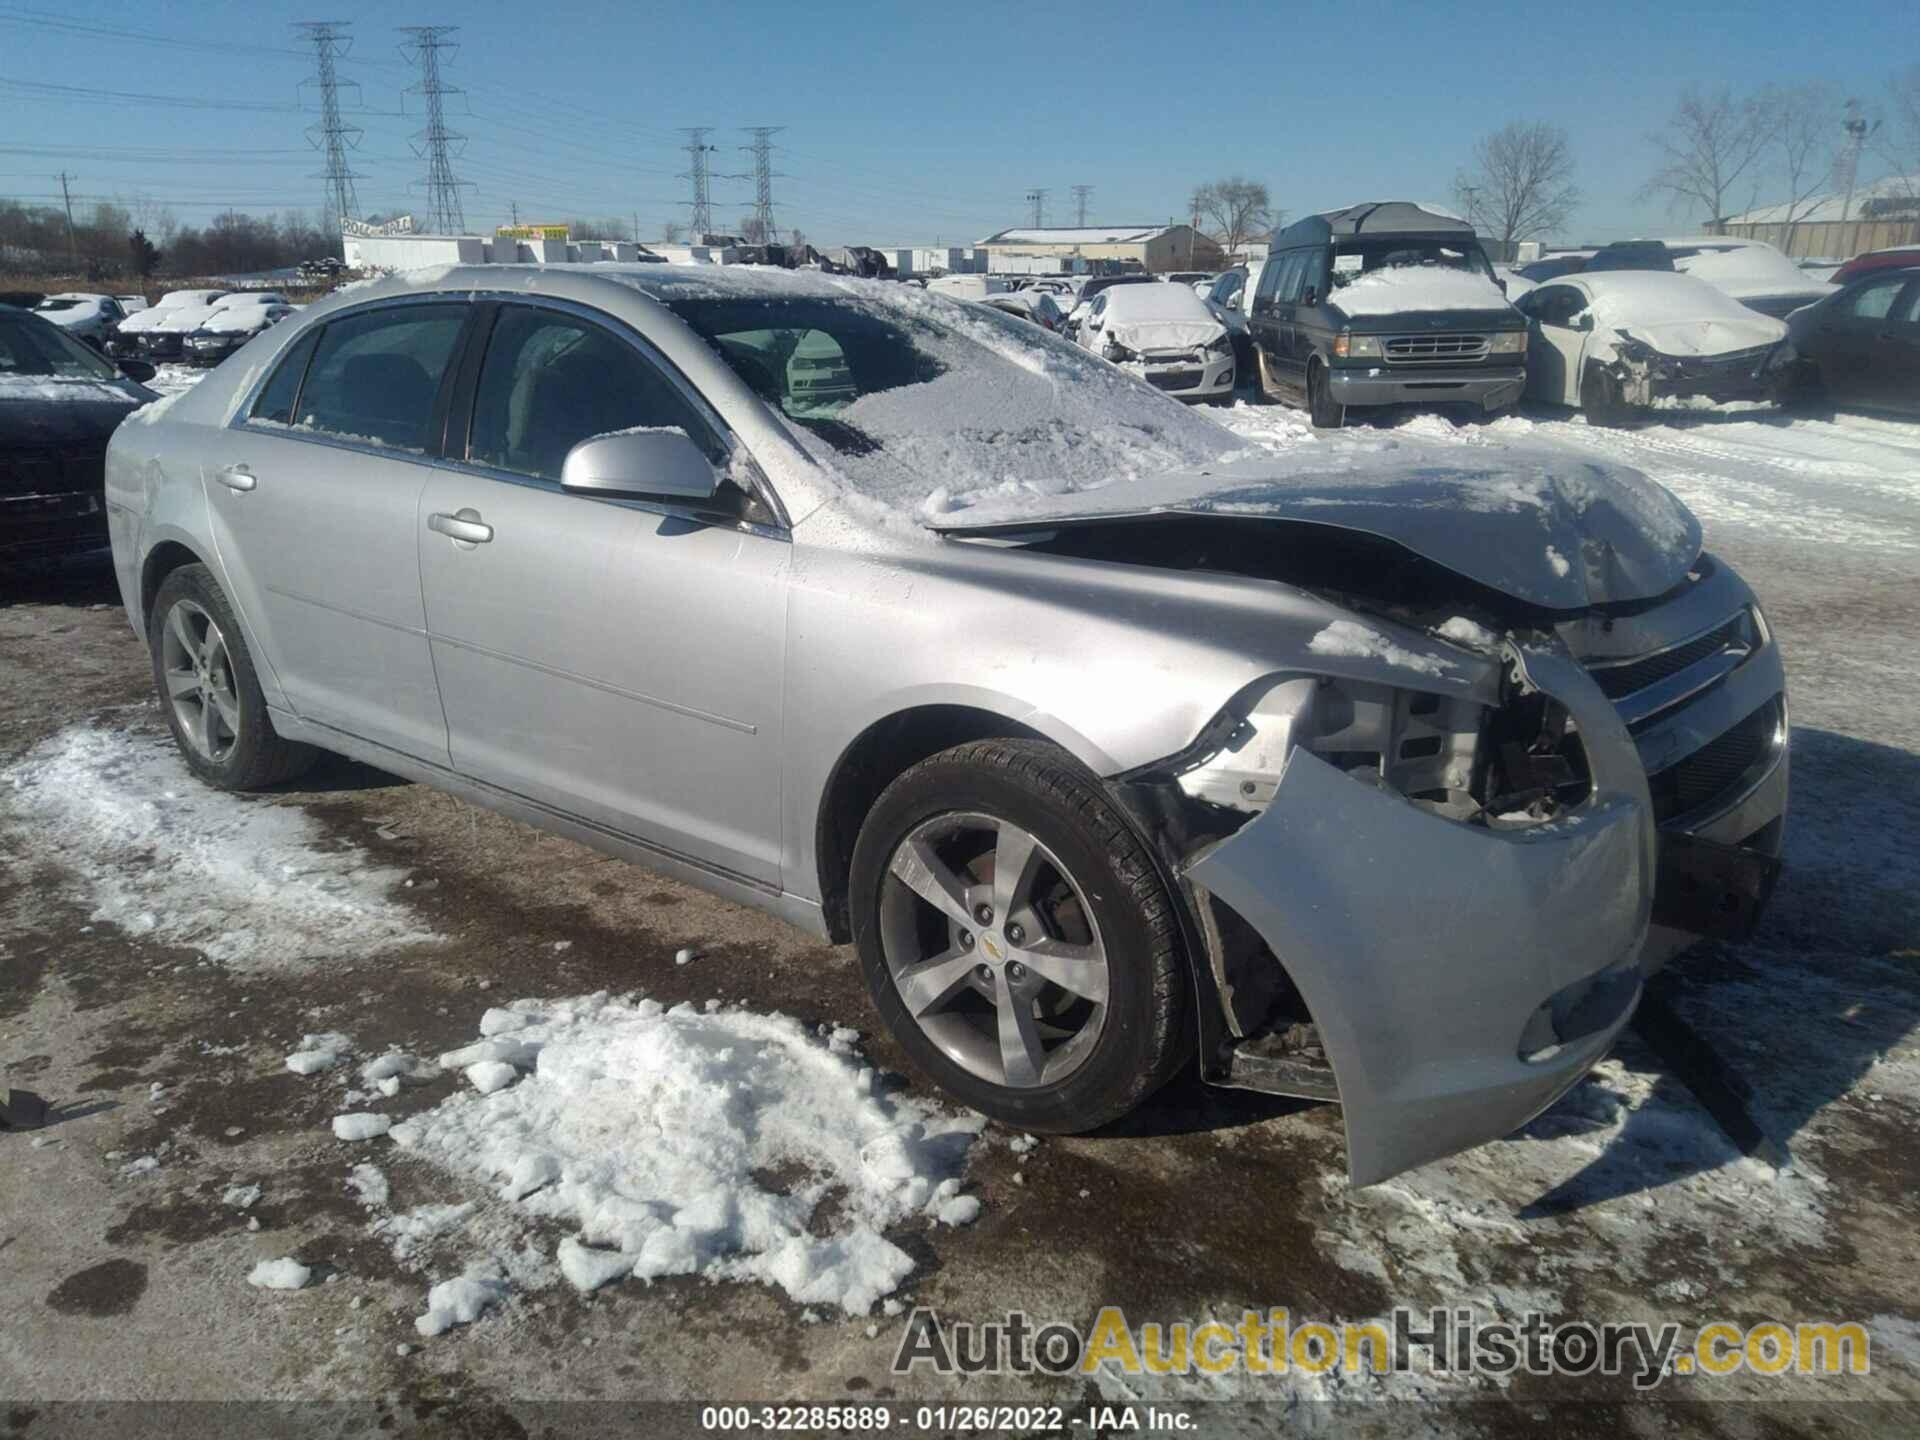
[387,993,984,1321]
[247,1258,312,1291]
[1329,266,1511,316]
[286,1033,353,1074]
[0,725,436,970]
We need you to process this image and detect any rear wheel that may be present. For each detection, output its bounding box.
[149,564,317,790]
[850,739,1190,1133]
[1307,359,1345,428]
[1779,362,1834,420]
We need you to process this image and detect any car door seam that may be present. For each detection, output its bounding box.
[426,631,758,735]
[264,583,430,638]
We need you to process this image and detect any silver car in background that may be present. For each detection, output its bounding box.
[105,266,1787,1185]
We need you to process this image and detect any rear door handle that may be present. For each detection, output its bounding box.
[428,509,493,545]
[216,465,256,492]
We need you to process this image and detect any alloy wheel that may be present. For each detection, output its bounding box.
[878,812,1110,1089]
[159,598,241,763]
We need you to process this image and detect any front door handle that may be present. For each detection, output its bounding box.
[428,509,493,545]
[216,465,256,492]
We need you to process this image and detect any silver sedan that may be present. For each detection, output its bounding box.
[105,265,1788,1185]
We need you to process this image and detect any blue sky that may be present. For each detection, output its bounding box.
[1,0,1908,245]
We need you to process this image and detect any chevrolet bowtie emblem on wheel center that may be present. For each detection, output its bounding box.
[982,935,1003,961]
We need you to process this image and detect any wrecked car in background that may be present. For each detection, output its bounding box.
[1517,272,1794,422]
[1075,280,1235,400]
[105,265,1786,1185]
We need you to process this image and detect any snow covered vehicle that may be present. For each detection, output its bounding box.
[105,265,1787,1185]
[1516,272,1794,423]
[183,295,296,367]
[112,289,232,361]
[31,293,128,348]
[1249,204,1528,427]
[1584,238,1831,321]
[1074,281,1235,400]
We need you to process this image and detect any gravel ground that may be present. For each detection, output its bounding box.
[3,385,1918,1435]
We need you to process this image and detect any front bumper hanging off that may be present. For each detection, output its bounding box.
[1183,647,1658,1186]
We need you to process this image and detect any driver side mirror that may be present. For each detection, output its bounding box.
[561,429,719,504]
[1301,286,1318,307]
[1574,312,1595,332]
[117,358,157,383]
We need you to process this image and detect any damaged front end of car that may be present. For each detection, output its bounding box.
[1113,626,1658,1186]
[1606,327,1797,406]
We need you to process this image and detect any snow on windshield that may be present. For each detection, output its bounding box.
[1330,265,1511,316]
[640,268,1244,514]
[1101,283,1214,324]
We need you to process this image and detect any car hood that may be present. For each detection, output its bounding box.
[1612,313,1786,357]
[0,379,149,444]
[1105,314,1226,352]
[922,443,1702,610]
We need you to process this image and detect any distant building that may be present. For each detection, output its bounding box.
[975,224,1225,274]
[342,228,672,273]
[1713,174,1920,259]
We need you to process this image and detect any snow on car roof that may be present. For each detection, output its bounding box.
[1331,266,1511,316]
[1570,271,1782,326]
[1666,241,1826,298]
[1099,282,1215,323]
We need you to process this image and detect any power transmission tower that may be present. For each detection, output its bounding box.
[679,127,719,241]
[1025,188,1049,228]
[739,126,785,244]
[55,170,79,265]
[294,21,363,230]
[1071,184,1093,227]
[398,26,471,234]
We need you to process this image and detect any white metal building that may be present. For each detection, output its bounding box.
[975,224,1224,273]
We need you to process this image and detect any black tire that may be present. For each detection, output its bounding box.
[849,738,1191,1134]
[1580,365,1633,427]
[148,563,318,790]
[1307,359,1345,428]
[1779,363,1834,421]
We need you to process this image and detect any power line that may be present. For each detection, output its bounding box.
[679,127,718,239]
[1071,184,1093,227]
[295,21,363,228]
[398,25,471,234]
[1025,187,1049,228]
[739,126,784,243]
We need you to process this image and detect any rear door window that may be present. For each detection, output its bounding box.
[249,327,321,425]
[1842,275,1908,322]
[293,304,467,453]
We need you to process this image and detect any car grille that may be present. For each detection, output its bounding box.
[1588,615,1747,701]
[1646,698,1782,824]
[1383,334,1491,365]
[1146,369,1203,391]
[1669,347,1771,381]
[0,446,106,500]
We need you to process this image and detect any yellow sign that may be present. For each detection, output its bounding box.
[495,224,570,241]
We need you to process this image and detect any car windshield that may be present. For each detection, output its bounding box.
[0,311,120,381]
[1330,238,1494,287]
[663,287,1240,508]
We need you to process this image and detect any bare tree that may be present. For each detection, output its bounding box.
[1760,83,1841,249]
[661,220,684,244]
[1453,120,1579,254]
[1882,64,1920,202]
[1640,86,1771,222]
[738,215,770,245]
[1189,177,1271,261]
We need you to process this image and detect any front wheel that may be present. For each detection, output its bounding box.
[149,563,318,790]
[850,739,1190,1133]
[1307,360,1345,428]
[1580,365,1635,427]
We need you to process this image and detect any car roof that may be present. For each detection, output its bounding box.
[1273,201,1474,246]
